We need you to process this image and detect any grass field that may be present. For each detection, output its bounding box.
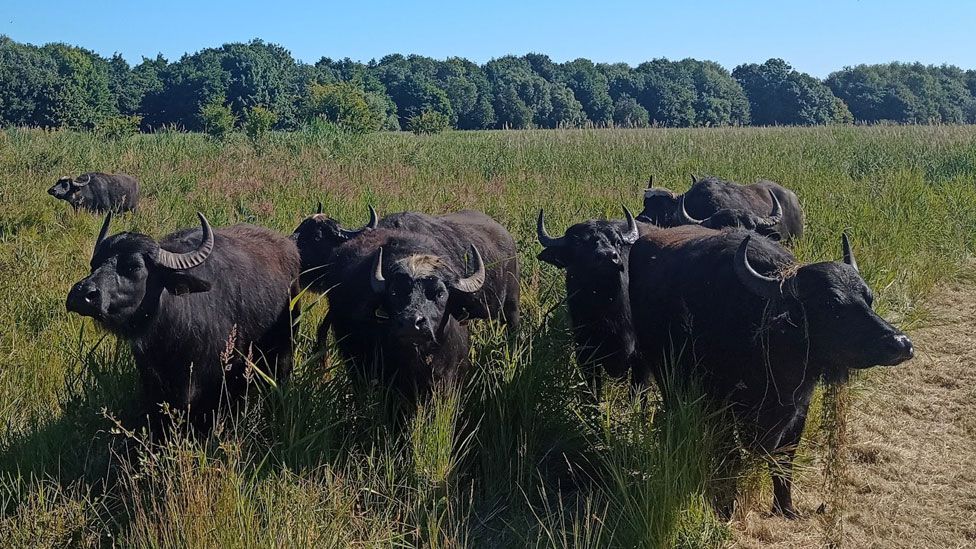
[1,125,975,547]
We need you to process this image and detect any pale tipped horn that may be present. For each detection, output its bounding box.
[755,190,783,229]
[841,233,858,272]
[734,235,782,299]
[622,206,640,244]
[536,209,566,248]
[155,212,215,270]
[370,247,387,294]
[337,205,378,240]
[453,245,485,293]
[93,211,112,260]
[74,173,92,187]
[678,195,703,224]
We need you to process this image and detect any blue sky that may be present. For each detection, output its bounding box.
[3,1,974,77]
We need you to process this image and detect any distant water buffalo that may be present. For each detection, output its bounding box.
[629,228,913,517]
[66,212,300,432]
[48,172,140,213]
[323,227,487,401]
[637,175,803,240]
[536,206,642,393]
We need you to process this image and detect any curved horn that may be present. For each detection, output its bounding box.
[74,173,92,187]
[370,247,387,294]
[841,233,858,272]
[690,174,698,185]
[678,195,703,225]
[734,236,782,299]
[536,209,566,248]
[316,201,323,215]
[621,206,640,244]
[155,212,215,270]
[755,190,783,229]
[453,245,485,293]
[336,205,378,240]
[93,212,112,260]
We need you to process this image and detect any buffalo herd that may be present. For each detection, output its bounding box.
[58,172,913,518]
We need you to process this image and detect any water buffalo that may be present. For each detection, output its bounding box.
[376,210,520,331]
[629,228,913,517]
[48,172,140,213]
[291,203,378,291]
[323,227,486,400]
[296,207,519,331]
[536,206,642,393]
[637,175,803,240]
[66,212,300,432]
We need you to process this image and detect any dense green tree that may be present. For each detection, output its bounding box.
[304,82,384,133]
[636,59,749,126]
[37,43,116,129]
[0,36,58,127]
[733,58,843,125]
[371,54,454,128]
[612,94,649,127]
[485,56,553,128]
[560,59,613,125]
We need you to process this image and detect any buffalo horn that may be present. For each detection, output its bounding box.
[453,245,485,293]
[755,190,783,229]
[536,209,566,248]
[734,235,782,299]
[622,206,640,244]
[93,211,112,260]
[678,195,704,224]
[841,233,858,272]
[155,212,215,270]
[337,205,379,240]
[370,247,387,293]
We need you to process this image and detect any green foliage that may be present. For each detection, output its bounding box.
[827,62,976,124]
[408,109,450,135]
[305,82,383,133]
[733,59,844,125]
[613,95,650,127]
[243,105,278,140]
[96,114,143,139]
[199,97,236,139]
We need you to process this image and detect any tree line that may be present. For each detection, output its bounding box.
[2,35,976,134]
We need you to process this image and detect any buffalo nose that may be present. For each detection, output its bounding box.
[83,289,101,305]
[892,334,914,359]
[414,315,428,330]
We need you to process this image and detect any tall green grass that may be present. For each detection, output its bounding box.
[1,126,974,547]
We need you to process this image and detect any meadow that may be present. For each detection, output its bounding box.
[1,125,975,547]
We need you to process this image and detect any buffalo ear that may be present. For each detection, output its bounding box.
[537,247,567,268]
[162,271,212,296]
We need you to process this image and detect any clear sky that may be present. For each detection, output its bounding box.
[3,0,974,77]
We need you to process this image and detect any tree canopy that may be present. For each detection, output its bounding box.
[2,35,976,132]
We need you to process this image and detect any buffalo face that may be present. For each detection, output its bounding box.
[636,187,679,226]
[734,234,914,375]
[66,213,214,333]
[537,207,640,273]
[292,204,377,287]
[370,246,485,345]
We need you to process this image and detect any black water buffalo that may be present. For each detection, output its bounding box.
[66,213,300,431]
[291,204,378,291]
[323,227,487,400]
[629,228,913,517]
[48,172,140,213]
[637,175,803,240]
[377,210,520,331]
[536,206,642,392]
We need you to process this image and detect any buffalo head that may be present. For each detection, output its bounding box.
[636,175,681,226]
[48,174,91,202]
[734,233,914,374]
[537,206,639,273]
[680,189,782,239]
[292,204,378,286]
[370,244,485,345]
[66,212,215,334]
